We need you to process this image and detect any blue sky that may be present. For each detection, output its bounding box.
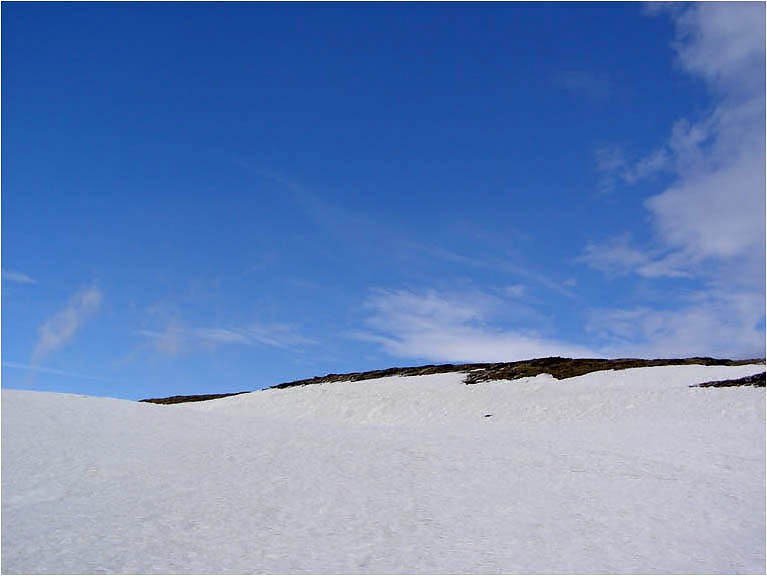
[3,2,765,400]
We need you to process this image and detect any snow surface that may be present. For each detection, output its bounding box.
[2,364,765,574]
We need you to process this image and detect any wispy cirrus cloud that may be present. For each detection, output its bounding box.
[554,69,612,103]
[402,241,579,300]
[32,287,102,364]
[3,361,115,384]
[505,284,526,299]
[193,328,251,345]
[578,232,690,279]
[356,288,596,363]
[139,321,315,356]
[2,269,37,284]
[583,2,765,358]
[588,289,765,359]
[250,168,578,302]
[137,320,185,356]
[595,146,671,193]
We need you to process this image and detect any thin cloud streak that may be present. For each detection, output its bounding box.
[400,241,579,300]
[2,269,37,284]
[250,167,577,301]
[554,69,612,103]
[32,287,102,364]
[139,322,315,356]
[595,146,670,193]
[578,233,691,279]
[2,361,115,384]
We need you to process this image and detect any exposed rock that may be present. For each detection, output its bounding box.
[271,356,763,389]
[690,372,766,388]
[462,357,762,384]
[141,392,249,405]
[138,357,764,404]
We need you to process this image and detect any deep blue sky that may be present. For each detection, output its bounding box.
[3,2,764,399]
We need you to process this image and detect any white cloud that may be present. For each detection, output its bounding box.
[632,3,763,275]
[672,1,765,97]
[588,289,764,359]
[32,287,102,363]
[357,288,595,363]
[583,3,765,359]
[2,269,37,284]
[646,3,765,276]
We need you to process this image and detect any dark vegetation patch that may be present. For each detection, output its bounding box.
[690,372,766,388]
[271,356,763,388]
[462,357,763,384]
[269,363,491,389]
[140,392,249,405]
[139,357,764,404]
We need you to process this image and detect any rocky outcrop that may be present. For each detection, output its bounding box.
[139,356,764,404]
[141,392,248,405]
[690,372,766,388]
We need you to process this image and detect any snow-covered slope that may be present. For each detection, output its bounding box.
[2,364,765,574]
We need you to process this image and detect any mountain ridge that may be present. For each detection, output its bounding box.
[140,355,765,404]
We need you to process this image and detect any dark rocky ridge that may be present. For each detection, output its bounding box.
[691,372,765,388]
[140,392,250,405]
[140,356,764,404]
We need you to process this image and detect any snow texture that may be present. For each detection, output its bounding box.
[2,364,765,574]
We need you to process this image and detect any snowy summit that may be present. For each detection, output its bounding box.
[2,361,765,574]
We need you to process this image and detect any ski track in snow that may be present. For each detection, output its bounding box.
[2,364,765,574]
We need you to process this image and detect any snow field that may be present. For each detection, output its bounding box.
[2,364,764,573]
